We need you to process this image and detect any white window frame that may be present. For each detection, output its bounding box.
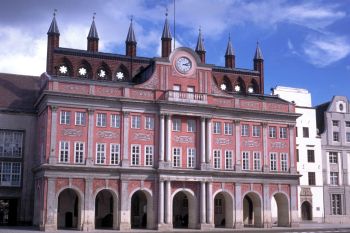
[96,113,107,127]
[225,150,233,170]
[75,112,85,126]
[110,114,120,128]
[330,172,339,185]
[131,144,141,166]
[96,143,106,164]
[329,152,338,164]
[213,150,221,169]
[213,122,221,134]
[172,119,181,131]
[131,115,141,129]
[74,142,84,164]
[187,120,196,132]
[144,145,153,166]
[187,148,196,168]
[280,153,288,172]
[144,116,154,130]
[252,125,261,137]
[59,141,69,163]
[172,147,181,167]
[0,162,21,187]
[242,151,250,170]
[241,124,249,136]
[0,131,24,158]
[253,151,261,171]
[110,143,120,165]
[270,152,277,171]
[269,126,276,138]
[279,127,287,139]
[60,111,70,125]
[224,123,233,135]
[331,194,342,215]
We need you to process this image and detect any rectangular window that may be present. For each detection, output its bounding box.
[253,152,261,171]
[213,122,221,134]
[269,126,276,138]
[270,152,277,171]
[346,121,350,127]
[333,120,339,126]
[110,114,120,128]
[333,132,339,142]
[145,116,154,130]
[187,148,195,168]
[96,143,106,164]
[60,111,70,125]
[308,172,316,185]
[213,150,221,169]
[74,142,84,164]
[173,147,181,167]
[296,127,298,137]
[347,132,350,143]
[173,84,181,91]
[0,162,21,186]
[131,115,141,129]
[279,127,287,139]
[241,124,249,136]
[0,130,23,158]
[242,151,250,170]
[296,149,299,162]
[96,113,107,127]
[307,150,315,163]
[131,145,140,166]
[252,125,261,137]
[281,153,288,172]
[303,127,309,138]
[172,119,181,131]
[187,120,196,132]
[145,145,153,166]
[224,123,233,135]
[330,172,339,185]
[110,144,120,165]
[329,152,338,164]
[225,150,233,170]
[75,112,86,125]
[331,194,342,215]
[59,141,69,163]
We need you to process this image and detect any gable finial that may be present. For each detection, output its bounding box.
[53,9,57,17]
[93,12,96,21]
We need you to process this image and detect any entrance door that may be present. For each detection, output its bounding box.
[0,199,17,226]
[301,201,312,220]
[131,191,147,228]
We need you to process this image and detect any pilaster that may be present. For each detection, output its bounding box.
[262,122,269,172]
[235,183,243,228]
[206,182,213,225]
[201,117,206,165]
[289,124,297,173]
[87,108,95,166]
[205,118,212,170]
[234,120,241,171]
[165,114,171,163]
[119,180,131,230]
[83,178,94,231]
[290,185,299,227]
[122,111,130,167]
[263,183,271,228]
[49,105,58,164]
[44,177,57,231]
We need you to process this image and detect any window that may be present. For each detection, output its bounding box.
[173,147,181,167]
[296,149,299,162]
[131,115,141,129]
[145,116,154,130]
[172,119,181,131]
[346,121,350,127]
[145,145,153,166]
[96,113,107,127]
[96,143,106,164]
[0,131,23,158]
[269,126,276,138]
[241,124,249,136]
[307,150,315,163]
[110,144,120,165]
[252,125,261,137]
[270,153,277,171]
[0,162,21,186]
[253,152,261,171]
[303,127,309,138]
[347,132,350,143]
[329,152,338,164]
[331,194,342,215]
[59,141,69,163]
[281,153,288,172]
[173,84,181,91]
[75,112,86,125]
[187,148,195,168]
[330,172,339,185]
[224,123,233,135]
[214,198,223,214]
[131,145,140,166]
[279,127,287,139]
[213,150,221,169]
[110,114,120,128]
[333,132,339,142]
[187,86,195,99]
[225,150,233,170]
[333,120,339,127]
[187,120,196,132]
[213,122,221,134]
[60,111,70,124]
[295,127,298,137]
[74,142,84,164]
[242,151,249,170]
[308,172,316,185]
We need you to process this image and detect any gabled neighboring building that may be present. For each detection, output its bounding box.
[316,96,350,223]
[272,86,324,223]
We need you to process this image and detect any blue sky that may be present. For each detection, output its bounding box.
[0,0,349,106]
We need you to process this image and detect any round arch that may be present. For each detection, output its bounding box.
[242,191,262,228]
[129,188,154,229]
[171,188,198,229]
[271,192,290,227]
[94,188,119,229]
[213,190,235,228]
[301,201,312,221]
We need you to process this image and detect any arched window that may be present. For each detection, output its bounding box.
[77,60,92,79]
[57,57,73,76]
[234,77,245,93]
[248,79,259,94]
[220,76,233,92]
[114,64,129,81]
[96,62,112,81]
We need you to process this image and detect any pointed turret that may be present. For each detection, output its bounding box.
[125,17,137,57]
[87,13,99,52]
[225,34,235,68]
[195,28,206,63]
[47,10,60,74]
[253,42,264,94]
[161,10,172,58]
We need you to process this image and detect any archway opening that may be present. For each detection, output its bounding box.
[243,192,262,228]
[301,201,312,221]
[57,188,80,229]
[95,189,117,229]
[131,191,148,229]
[172,191,197,229]
[214,192,234,228]
[271,193,290,227]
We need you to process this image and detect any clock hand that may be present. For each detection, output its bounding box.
[183,63,190,66]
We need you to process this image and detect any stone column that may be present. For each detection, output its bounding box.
[165,181,171,224]
[119,180,130,230]
[290,185,299,227]
[45,177,56,231]
[206,118,212,167]
[289,124,296,173]
[235,120,241,171]
[339,152,343,186]
[200,181,206,224]
[201,117,206,166]
[263,184,271,228]
[49,105,58,164]
[159,114,165,162]
[262,123,269,172]
[206,182,213,225]
[235,183,243,228]
[87,109,95,165]
[158,180,164,225]
[83,178,94,231]
[165,115,171,163]
[122,111,130,167]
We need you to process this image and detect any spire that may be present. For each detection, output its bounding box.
[87,13,99,39]
[254,41,263,60]
[47,9,60,35]
[161,9,172,58]
[126,16,136,42]
[225,34,234,56]
[225,34,235,68]
[162,9,172,39]
[195,27,205,52]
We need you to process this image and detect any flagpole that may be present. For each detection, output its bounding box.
[173,0,176,50]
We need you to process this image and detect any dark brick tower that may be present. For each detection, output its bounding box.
[195,28,206,63]
[46,11,60,74]
[225,34,235,68]
[254,42,264,94]
[87,14,99,52]
[125,18,137,57]
[161,11,172,58]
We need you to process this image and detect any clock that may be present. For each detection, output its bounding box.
[175,56,192,74]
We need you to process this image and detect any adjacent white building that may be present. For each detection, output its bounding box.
[272,86,324,223]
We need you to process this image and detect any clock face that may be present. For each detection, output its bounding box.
[176,57,192,74]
